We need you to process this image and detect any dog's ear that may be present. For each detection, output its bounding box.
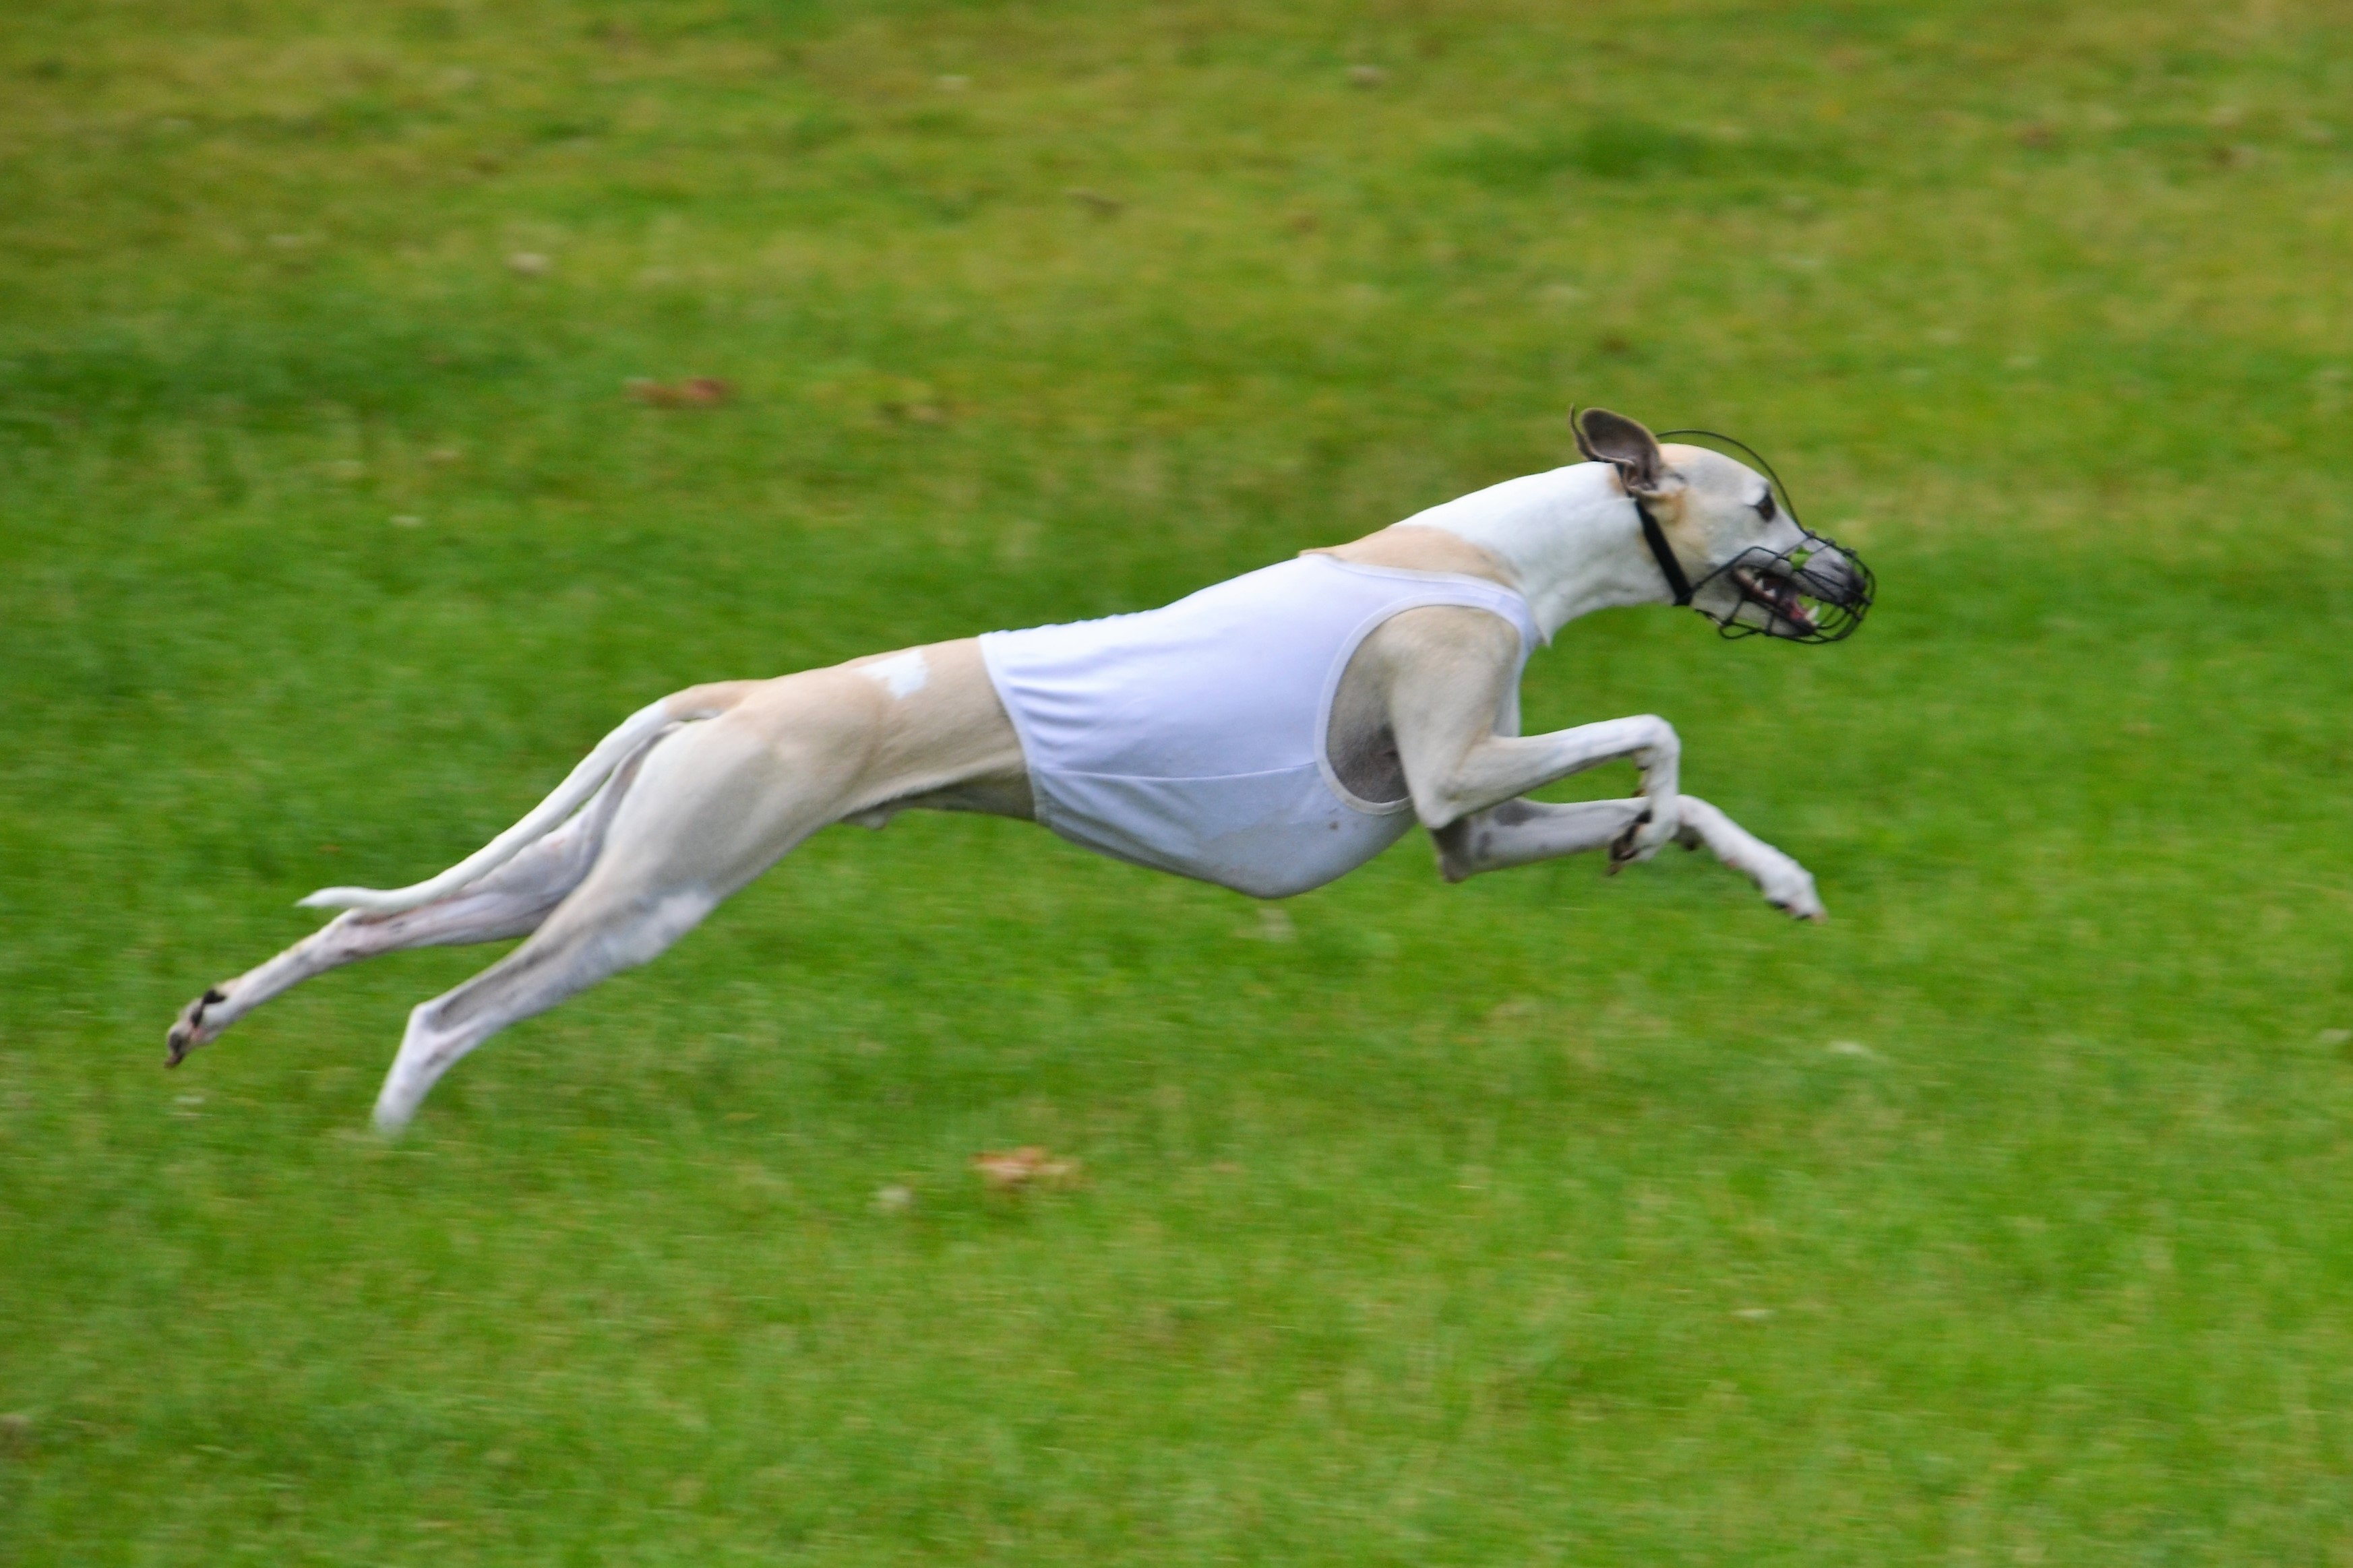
[1572,407,1672,496]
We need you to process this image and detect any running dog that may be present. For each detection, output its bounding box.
[166,408,1872,1131]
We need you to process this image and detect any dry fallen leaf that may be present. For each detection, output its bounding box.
[628,377,734,409]
[971,1146,1082,1192]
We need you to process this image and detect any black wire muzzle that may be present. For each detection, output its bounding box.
[1639,427,1875,645]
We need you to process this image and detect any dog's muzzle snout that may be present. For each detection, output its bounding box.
[1642,427,1874,646]
[1701,533,1874,644]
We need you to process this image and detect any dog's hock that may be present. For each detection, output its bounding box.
[297,699,684,916]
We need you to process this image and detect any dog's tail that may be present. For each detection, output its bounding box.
[297,689,741,916]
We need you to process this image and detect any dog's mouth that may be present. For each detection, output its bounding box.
[1731,563,1820,634]
[1699,537,1873,644]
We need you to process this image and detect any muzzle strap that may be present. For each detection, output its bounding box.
[1632,499,1694,607]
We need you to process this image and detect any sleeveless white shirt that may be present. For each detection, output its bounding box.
[980,555,1544,898]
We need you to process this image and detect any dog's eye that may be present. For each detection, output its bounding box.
[1754,491,1777,521]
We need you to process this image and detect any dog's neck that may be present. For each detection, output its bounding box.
[1398,462,1672,637]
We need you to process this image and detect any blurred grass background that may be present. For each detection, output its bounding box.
[3,0,2352,1561]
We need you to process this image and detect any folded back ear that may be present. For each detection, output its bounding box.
[1572,406,1670,495]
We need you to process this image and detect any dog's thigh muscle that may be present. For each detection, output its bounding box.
[371,654,1031,1129]
[365,719,832,1132]
[369,680,892,1129]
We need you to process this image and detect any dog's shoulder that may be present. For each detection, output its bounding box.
[1302,525,1517,587]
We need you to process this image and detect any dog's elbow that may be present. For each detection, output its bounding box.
[1429,818,1479,883]
[1410,780,1475,834]
[1405,743,1513,829]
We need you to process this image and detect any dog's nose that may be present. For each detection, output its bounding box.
[1806,544,1868,604]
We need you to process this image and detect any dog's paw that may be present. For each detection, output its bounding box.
[1759,859,1827,922]
[165,987,229,1067]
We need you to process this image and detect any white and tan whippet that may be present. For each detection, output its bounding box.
[166,408,1872,1131]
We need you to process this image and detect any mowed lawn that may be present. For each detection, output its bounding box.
[4,0,2352,1561]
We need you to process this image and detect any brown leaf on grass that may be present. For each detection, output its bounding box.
[1066,187,1125,216]
[878,397,949,425]
[628,377,734,409]
[971,1146,1082,1192]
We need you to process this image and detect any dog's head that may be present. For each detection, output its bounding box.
[1575,407,1872,642]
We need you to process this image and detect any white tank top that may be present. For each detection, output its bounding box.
[980,555,1543,898]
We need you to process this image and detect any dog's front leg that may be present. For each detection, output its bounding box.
[1405,711,1682,844]
[1432,798,1649,881]
[1367,612,1817,918]
[1368,608,1684,844]
[1669,794,1825,921]
[1432,794,1823,920]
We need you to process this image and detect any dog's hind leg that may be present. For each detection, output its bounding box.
[367,683,875,1133]
[364,642,1026,1132]
[165,747,659,1066]
[370,878,725,1133]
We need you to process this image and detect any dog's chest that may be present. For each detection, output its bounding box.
[979,556,1536,896]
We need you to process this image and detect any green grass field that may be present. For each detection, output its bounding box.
[5,0,2352,1560]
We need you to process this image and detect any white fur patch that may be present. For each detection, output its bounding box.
[859,650,929,699]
